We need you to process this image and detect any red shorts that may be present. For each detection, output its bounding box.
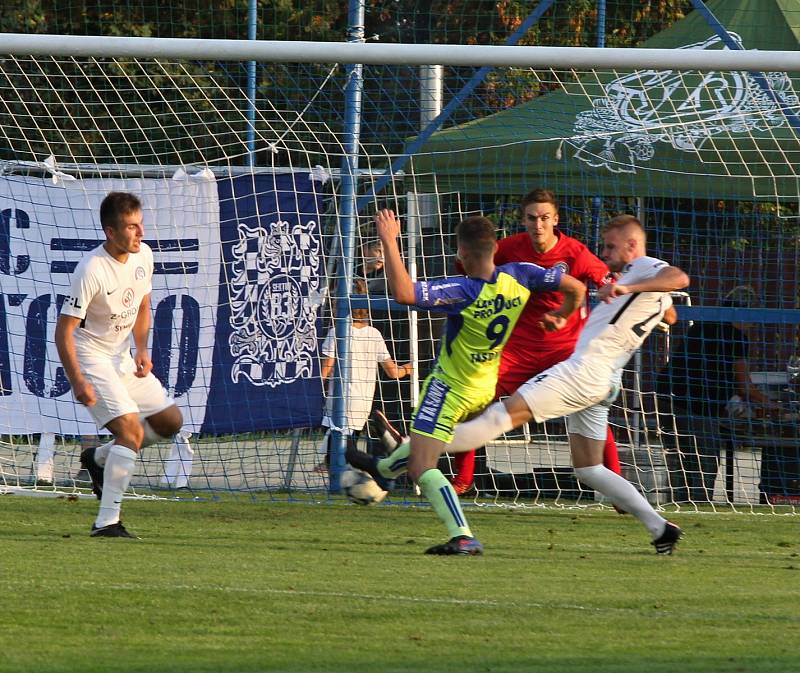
[496,345,575,398]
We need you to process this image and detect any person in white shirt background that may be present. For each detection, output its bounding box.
[315,279,412,472]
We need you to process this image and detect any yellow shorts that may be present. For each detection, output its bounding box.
[411,374,495,443]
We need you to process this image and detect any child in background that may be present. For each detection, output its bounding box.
[315,279,412,471]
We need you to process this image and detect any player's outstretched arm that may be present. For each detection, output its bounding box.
[381,359,413,379]
[539,273,586,332]
[320,356,335,381]
[374,209,415,305]
[597,265,689,302]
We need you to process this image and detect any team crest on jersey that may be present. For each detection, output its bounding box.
[571,33,798,174]
[552,261,569,274]
[135,266,145,280]
[121,288,135,307]
[228,218,321,388]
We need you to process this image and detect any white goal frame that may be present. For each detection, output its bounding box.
[1,33,797,513]
[3,33,800,72]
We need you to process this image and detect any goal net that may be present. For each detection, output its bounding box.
[0,30,798,513]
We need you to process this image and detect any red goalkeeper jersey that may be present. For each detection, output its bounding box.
[494,231,610,364]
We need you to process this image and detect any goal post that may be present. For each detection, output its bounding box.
[4,32,800,71]
[0,33,798,512]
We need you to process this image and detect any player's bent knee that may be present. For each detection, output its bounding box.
[147,405,183,438]
[108,415,145,451]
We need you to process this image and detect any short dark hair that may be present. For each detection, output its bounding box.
[456,215,496,257]
[100,192,142,230]
[520,188,558,212]
[603,214,646,241]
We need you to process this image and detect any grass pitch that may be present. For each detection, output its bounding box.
[1,496,798,673]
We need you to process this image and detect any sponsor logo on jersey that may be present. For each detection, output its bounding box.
[544,267,560,284]
[121,288,135,307]
[470,351,498,363]
[424,281,464,306]
[472,293,522,319]
[109,307,139,321]
[433,296,464,306]
[414,378,449,433]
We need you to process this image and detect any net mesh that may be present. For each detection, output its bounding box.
[0,0,798,511]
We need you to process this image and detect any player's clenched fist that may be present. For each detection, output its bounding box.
[596,283,630,303]
[72,378,97,407]
[538,311,568,332]
[134,351,153,378]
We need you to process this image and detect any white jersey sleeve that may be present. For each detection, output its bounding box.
[61,260,101,321]
[573,255,673,371]
[617,255,669,286]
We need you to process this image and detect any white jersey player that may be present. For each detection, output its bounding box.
[55,192,184,538]
[444,215,691,555]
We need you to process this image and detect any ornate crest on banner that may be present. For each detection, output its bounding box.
[571,34,798,173]
[228,218,322,387]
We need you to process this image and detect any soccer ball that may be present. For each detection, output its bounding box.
[340,469,387,506]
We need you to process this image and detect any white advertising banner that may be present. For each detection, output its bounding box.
[0,173,220,435]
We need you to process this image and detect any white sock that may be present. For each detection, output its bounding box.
[161,432,194,487]
[175,433,194,488]
[317,428,331,457]
[36,432,56,482]
[95,445,137,528]
[141,419,169,449]
[448,401,514,453]
[574,464,666,538]
[93,438,116,467]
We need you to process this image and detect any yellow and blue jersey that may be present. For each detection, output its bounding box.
[414,262,562,393]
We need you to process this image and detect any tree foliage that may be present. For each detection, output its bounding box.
[0,1,692,166]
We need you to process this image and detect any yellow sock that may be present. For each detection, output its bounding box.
[418,468,472,539]
[377,440,410,478]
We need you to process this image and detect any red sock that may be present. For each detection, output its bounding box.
[453,449,476,487]
[603,426,621,475]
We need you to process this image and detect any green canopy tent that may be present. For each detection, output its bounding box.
[411,0,800,203]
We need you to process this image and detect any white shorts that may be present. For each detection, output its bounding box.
[565,405,610,441]
[515,358,618,441]
[80,355,174,429]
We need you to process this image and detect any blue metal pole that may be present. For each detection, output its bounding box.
[592,0,606,247]
[330,0,365,492]
[591,195,602,252]
[596,0,606,49]
[246,0,257,166]
[690,0,800,132]
[355,0,557,214]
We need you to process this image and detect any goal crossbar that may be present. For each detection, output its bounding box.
[3,33,800,72]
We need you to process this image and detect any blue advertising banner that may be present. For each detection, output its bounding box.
[201,173,325,433]
[0,171,326,435]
